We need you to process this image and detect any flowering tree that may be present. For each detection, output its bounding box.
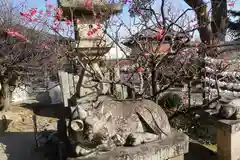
[3,2,240,154]
[104,0,202,103]
[3,0,239,113]
[10,0,218,104]
[104,0,240,118]
[0,2,69,110]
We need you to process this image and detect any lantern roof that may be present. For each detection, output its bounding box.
[122,25,190,47]
[57,0,123,18]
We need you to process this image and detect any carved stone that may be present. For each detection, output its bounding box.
[216,119,240,160]
[67,130,189,160]
[64,96,190,160]
[68,97,171,148]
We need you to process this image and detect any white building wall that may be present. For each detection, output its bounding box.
[104,43,131,60]
[12,85,31,102]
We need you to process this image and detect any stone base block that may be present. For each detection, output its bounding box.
[68,131,189,160]
[217,119,240,160]
[168,155,184,160]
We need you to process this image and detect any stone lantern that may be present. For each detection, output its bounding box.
[55,0,123,158]
[57,0,123,107]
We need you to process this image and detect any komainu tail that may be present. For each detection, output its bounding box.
[135,99,171,138]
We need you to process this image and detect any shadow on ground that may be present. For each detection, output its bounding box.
[22,102,69,119]
[21,91,71,119]
[21,91,67,119]
[0,132,43,160]
[185,142,217,160]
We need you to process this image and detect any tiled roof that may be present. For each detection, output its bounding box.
[122,25,190,45]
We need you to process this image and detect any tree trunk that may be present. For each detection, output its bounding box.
[151,56,157,102]
[0,83,11,111]
[184,0,228,104]
[76,68,85,98]
[211,0,227,43]
[184,0,227,45]
[184,0,212,44]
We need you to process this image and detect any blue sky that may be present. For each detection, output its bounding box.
[13,0,240,40]
[13,0,56,9]
[13,0,193,27]
[13,0,240,22]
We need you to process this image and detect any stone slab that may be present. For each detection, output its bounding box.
[169,155,184,160]
[198,110,240,160]
[68,131,189,160]
[216,119,240,134]
[216,119,240,160]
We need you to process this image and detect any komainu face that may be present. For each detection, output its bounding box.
[82,106,113,144]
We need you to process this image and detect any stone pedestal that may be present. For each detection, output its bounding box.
[67,131,189,160]
[216,119,240,160]
[57,0,123,105]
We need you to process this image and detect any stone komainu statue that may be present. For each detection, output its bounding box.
[67,97,172,157]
